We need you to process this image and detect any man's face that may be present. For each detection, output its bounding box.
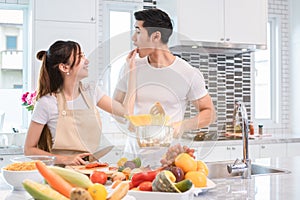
[132,20,154,58]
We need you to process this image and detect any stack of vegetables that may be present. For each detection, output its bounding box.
[22,161,129,200]
[112,143,209,193]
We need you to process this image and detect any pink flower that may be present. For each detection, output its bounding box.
[21,91,37,112]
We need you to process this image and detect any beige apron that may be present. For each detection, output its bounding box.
[51,84,102,155]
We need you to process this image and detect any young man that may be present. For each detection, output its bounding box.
[113,8,216,166]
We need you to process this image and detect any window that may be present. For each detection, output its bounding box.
[254,17,280,126]
[6,36,17,50]
[101,2,141,133]
[0,7,30,131]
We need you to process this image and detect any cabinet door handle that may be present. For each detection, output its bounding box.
[227,147,231,150]
[220,38,225,41]
[232,147,236,150]
[261,145,266,149]
[91,17,95,21]
[226,38,230,41]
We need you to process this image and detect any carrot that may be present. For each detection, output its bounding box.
[35,161,73,198]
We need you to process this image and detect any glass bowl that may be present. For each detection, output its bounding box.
[10,155,56,166]
[136,125,172,148]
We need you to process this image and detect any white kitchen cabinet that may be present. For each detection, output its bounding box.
[157,0,267,47]
[198,144,242,162]
[198,143,260,162]
[259,143,287,158]
[198,145,231,162]
[35,0,96,23]
[286,142,300,157]
[32,0,98,87]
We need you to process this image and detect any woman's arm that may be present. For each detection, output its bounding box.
[97,49,137,116]
[24,121,91,165]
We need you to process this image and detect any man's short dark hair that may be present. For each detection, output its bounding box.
[134,8,173,44]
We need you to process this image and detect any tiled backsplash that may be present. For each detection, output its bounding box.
[171,46,252,138]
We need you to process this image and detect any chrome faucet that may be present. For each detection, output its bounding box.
[227,101,251,179]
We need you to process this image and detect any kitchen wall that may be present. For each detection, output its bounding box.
[170,47,251,138]
[289,0,300,134]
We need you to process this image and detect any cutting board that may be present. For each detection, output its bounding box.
[65,165,115,176]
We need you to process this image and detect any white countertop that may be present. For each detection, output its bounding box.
[1,156,300,200]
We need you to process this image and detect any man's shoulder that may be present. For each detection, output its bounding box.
[174,56,196,70]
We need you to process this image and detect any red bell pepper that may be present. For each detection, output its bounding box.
[131,170,158,187]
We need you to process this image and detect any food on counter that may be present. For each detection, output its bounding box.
[22,179,69,200]
[131,170,159,188]
[4,161,37,171]
[35,161,73,198]
[138,181,153,191]
[185,171,207,187]
[90,171,108,185]
[87,183,107,200]
[196,160,209,176]
[117,157,128,167]
[106,181,130,200]
[70,187,93,200]
[174,153,197,173]
[164,165,185,182]
[152,170,180,192]
[174,179,193,193]
[48,166,93,189]
[111,171,126,182]
[160,143,195,167]
[85,162,109,169]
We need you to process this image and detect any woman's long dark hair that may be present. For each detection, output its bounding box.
[36,40,81,152]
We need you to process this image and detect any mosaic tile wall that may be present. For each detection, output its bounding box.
[170,46,252,138]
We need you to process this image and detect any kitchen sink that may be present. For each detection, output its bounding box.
[206,161,290,179]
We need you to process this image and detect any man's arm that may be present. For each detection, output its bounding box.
[172,94,216,138]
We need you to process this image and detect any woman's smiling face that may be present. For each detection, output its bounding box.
[70,51,89,80]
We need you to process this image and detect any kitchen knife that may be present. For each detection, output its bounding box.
[88,145,114,162]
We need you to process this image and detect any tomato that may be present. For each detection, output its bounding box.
[90,171,108,185]
[138,181,152,191]
[131,170,158,187]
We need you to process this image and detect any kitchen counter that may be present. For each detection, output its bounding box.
[196,156,300,199]
[186,133,300,147]
[0,156,300,200]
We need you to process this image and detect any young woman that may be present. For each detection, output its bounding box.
[24,40,136,165]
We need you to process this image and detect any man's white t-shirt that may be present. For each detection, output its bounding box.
[116,56,208,166]
[117,56,207,122]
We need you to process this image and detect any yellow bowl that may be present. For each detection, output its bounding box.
[125,114,170,126]
[125,114,153,126]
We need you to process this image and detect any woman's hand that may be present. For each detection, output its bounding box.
[57,152,91,165]
[126,48,137,71]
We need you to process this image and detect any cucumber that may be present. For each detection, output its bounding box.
[174,179,193,192]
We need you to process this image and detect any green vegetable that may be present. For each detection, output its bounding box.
[132,157,141,168]
[152,170,180,193]
[174,179,193,192]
